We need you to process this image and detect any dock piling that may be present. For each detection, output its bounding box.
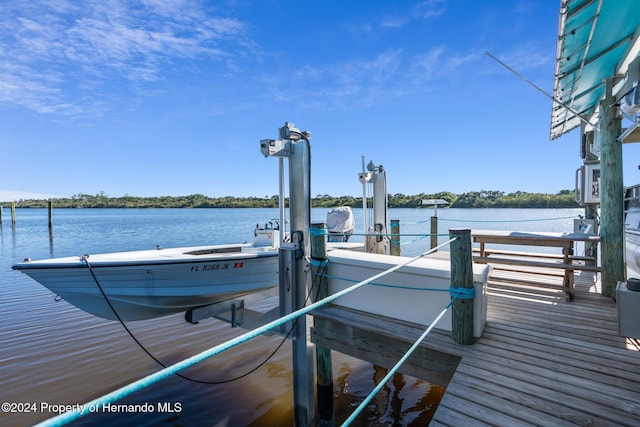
[449,229,474,345]
[11,202,16,225]
[310,223,334,426]
[390,219,400,256]
[430,216,438,250]
[599,78,624,297]
[48,199,53,228]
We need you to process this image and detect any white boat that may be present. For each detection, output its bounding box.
[12,223,284,321]
[13,211,359,321]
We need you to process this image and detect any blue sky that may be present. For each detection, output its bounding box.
[2,0,640,201]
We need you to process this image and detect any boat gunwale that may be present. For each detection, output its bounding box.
[12,250,278,270]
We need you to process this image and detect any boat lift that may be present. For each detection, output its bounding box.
[184,127,392,426]
[359,158,390,255]
[186,154,390,328]
[185,287,281,331]
[185,122,316,424]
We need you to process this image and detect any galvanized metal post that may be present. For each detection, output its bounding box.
[450,228,474,345]
[599,79,624,298]
[261,123,314,426]
[289,135,314,427]
[279,157,286,240]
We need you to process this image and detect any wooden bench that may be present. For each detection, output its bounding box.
[472,230,601,301]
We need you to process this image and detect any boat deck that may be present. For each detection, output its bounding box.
[428,267,640,426]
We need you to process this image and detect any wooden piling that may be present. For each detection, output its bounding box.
[48,199,53,228]
[430,216,438,250]
[0,204,3,225]
[310,222,334,426]
[599,79,624,297]
[11,202,16,225]
[449,229,474,345]
[390,219,400,256]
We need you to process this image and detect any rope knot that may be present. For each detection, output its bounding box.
[449,286,475,299]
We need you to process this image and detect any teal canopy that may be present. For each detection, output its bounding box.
[551,0,640,140]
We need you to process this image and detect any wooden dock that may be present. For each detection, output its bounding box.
[313,263,640,426]
[430,267,640,426]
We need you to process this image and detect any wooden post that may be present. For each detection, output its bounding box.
[11,202,16,225]
[430,216,438,251]
[48,199,53,228]
[0,204,3,225]
[599,79,624,298]
[390,219,400,256]
[449,229,474,345]
[310,223,334,427]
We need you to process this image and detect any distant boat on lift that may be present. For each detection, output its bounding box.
[13,215,359,321]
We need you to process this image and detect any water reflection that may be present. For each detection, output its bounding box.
[49,226,54,257]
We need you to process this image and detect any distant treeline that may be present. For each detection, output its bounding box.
[3,190,579,209]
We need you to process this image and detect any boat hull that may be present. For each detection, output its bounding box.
[13,245,279,321]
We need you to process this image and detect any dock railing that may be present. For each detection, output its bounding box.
[34,231,471,427]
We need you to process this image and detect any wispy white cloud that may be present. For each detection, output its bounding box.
[0,0,249,117]
[414,0,448,20]
[267,45,480,110]
[413,47,479,80]
[501,45,552,71]
[380,0,448,29]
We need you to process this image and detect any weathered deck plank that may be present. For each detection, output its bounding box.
[431,268,640,426]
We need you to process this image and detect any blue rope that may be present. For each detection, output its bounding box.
[37,236,459,427]
[449,286,475,299]
[342,299,454,427]
[439,215,579,223]
[343,283,476,425]
[398,234,429,246]
[400,215,579,224]
[349,232,449,237]
[309,258,328,267]
[309,227,328,236]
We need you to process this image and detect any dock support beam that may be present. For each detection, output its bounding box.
[310,223,334,427]
[599,79,624,298]
[450,229,474,345]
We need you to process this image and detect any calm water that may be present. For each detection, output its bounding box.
[0,207,582,426]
